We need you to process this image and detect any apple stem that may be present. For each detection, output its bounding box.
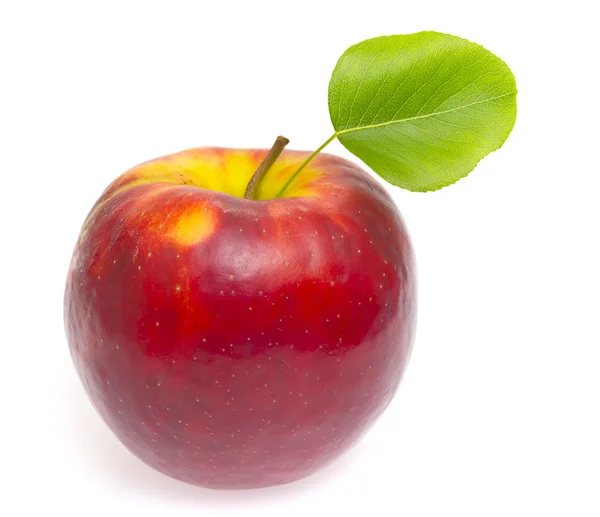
[244,136,290,200]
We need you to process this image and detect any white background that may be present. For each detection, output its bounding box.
[1,1,599,515]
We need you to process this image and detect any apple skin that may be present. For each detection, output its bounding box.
[64,147,416,489]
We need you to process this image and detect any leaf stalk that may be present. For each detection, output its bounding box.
[274,133,338,198]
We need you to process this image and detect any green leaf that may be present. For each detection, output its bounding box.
[328,32,517,191]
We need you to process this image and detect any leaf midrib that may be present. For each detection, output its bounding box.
[337,91,516,136]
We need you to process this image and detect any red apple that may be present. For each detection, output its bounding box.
[64,146,416,489]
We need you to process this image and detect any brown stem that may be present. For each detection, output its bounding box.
[244,136,289,200]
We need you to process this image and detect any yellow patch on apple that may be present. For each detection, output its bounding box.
[170,205,217,246]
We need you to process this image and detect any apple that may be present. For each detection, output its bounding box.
[64,29,517,490]
[64,144,416,489]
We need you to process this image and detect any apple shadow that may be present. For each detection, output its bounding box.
[64,375,366,507]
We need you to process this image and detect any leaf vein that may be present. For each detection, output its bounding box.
[338,91,515,135]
